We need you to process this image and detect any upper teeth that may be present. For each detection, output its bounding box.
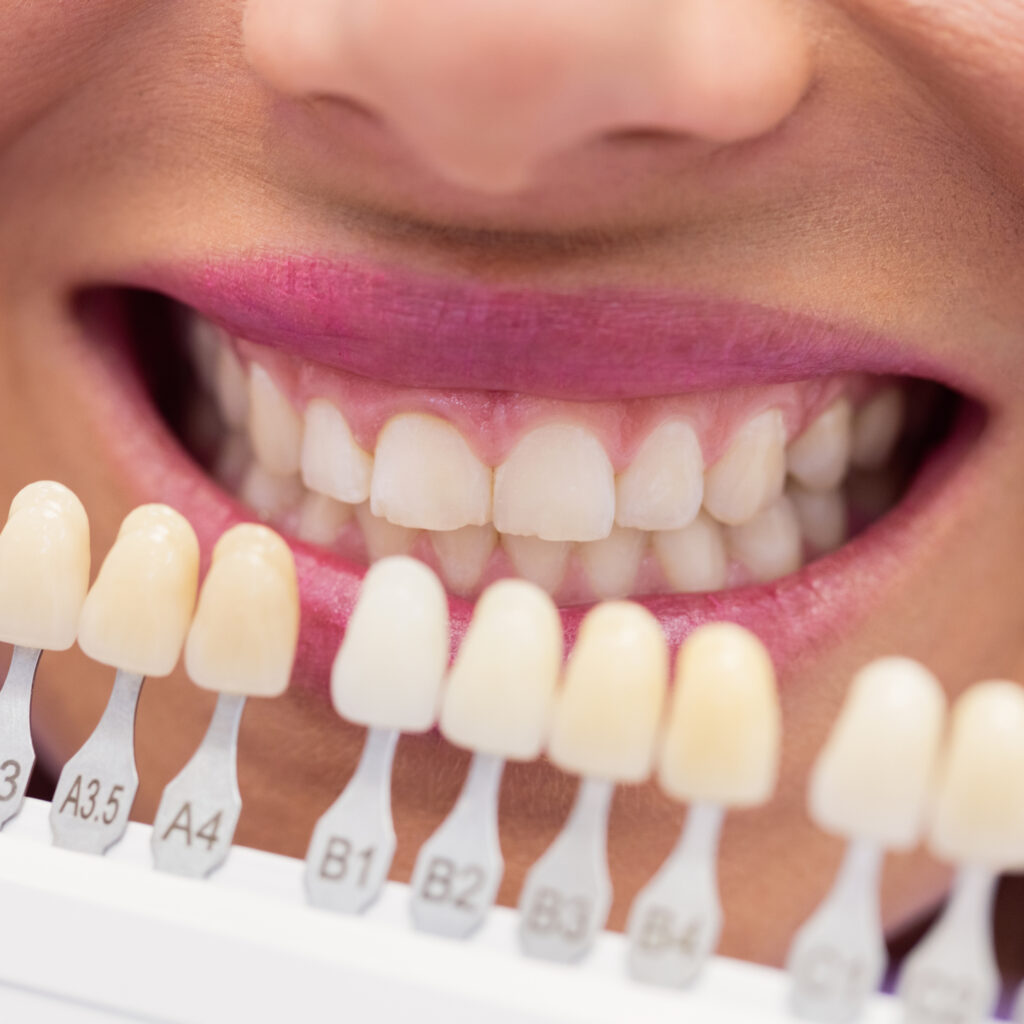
[238,360,846,541]
[190,322,909,598]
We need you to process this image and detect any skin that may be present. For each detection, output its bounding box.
[0,0,1023,967]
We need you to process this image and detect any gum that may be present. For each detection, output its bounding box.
[233,336,880,470]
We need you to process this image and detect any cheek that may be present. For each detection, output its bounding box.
[852,0,1024,170]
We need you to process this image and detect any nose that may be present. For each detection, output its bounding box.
[243,0,813,193]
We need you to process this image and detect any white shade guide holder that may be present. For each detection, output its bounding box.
[0,797,997,1024]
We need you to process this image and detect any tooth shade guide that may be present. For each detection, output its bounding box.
[895,681,1024,1024]
[310,558,449,915]
[411,580,562,936]
[788,657,945,1021]
[627,623,779,988]
[518,601,668,963]
[0,481,91,828]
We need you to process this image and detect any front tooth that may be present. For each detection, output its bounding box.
[653,511,727,593]
[331,556,448,732]
[579,527,645,599]
[547,601,668,781]
[184,523,299,697]
[786,398,852,491]
[703,409,785,526]
[431,524,496,596]
[493,423,614,542]
[502,534,569,593]
[239,464,304,521]
[726,494,802,583]
[296,492,352,546]
[77,505,199,677]
[440,579,562,760]
[0,481,90,651]
[790,485,847,553]
[248,364,303,475]
[928,681,1024,867]
[809,658,945,848]
[851,387,904,469]
[616,419,703,531]
[658,623,780,805]
[215,344,249,429]
[354,502,419,560]
[371,413,492,531]
[300,398,372,505]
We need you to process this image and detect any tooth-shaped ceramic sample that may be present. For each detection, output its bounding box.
[928,681,1024,867]
[248,364,303,476]
[431,524,497,596]
[331,556,448,732]
[809,657,945,848]
[0,481,90,650]
[658,623,780,805]
[371,413,492,531]
[494,423,614,542]
[653,512,728,593]
[502,534,569,594]
[790,485,848,553]
[616,420,704,531]
[296,492,352,546]
[184,523,298,697]
[726,495,802,583]
[548,601,668,781]
[215,344,249,429]
[703,409,786,526]
[786,399,852,491]
[579,527,645,599]
[239,465,304,521]
[851,388,904,469]
[77,505,200,677]
[300,398,373,505]
[354,502,419,560]
[441,579,562,759]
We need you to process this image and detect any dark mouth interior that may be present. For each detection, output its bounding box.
[80,285,973,595]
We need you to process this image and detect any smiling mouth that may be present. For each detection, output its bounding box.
[70,261,973,688]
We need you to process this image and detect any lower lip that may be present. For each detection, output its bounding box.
[72,295,982,695]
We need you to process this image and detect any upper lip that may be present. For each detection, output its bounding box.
[121,256,966,401]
